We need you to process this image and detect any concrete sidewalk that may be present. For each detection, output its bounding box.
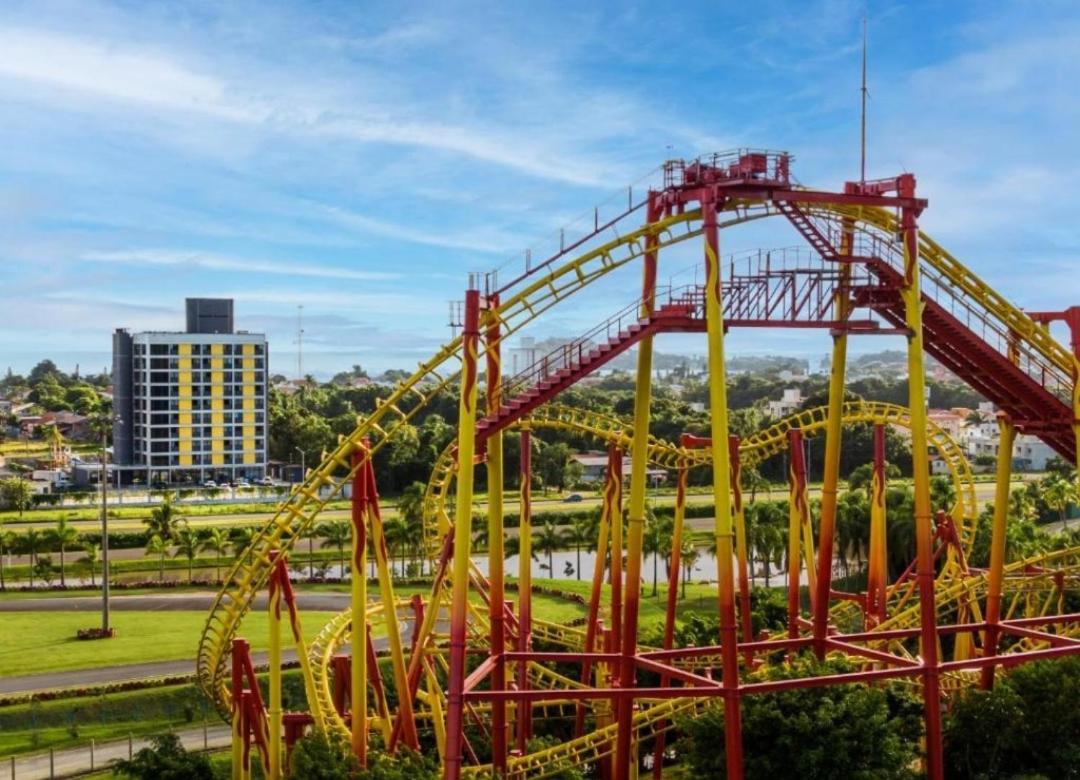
[7,724,231,779]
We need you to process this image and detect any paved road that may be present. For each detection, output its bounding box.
[7,723,231,779]
[0,591,353,612]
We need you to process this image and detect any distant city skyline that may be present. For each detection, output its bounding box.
[3,1,1079,376]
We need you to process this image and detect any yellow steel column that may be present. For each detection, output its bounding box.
[444,288,481,780]
[898,177,944,780]
[484,295,508,774]
[786,429,809,638]
[729,437,753,647]
[701,193,742,779]
[981,416,1015,689]
[267,553,284,780]
[367,480,419,749]
[516,426,534,751]
[866,424,888,626]
[231,639,245,780]
[613,194,661,779]
[812,234,852,656]
[349,450,368,765]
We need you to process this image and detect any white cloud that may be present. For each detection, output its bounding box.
[80,248,399,281]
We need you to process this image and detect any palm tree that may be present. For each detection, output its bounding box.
[534,520,563,577]
[642,514,672,596]
[173,525,203,583]
[930,476,957,514]
[23,528,41,588]
[680,540,700,599]
[317,520,351,577]
[41,423,65,465]
[145,534,169,583]
[398,482,427,576]
[80,543,101,587]
[564,515,593,581]
[51,517,80,587]
[383,516,410,578]
[229,527,258,558]
[146,494,182,540]
[201,527,231,582]
[0,526,14,591]
[1043,476,1076,530]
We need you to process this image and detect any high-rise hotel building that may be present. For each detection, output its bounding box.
[112,298,269,485]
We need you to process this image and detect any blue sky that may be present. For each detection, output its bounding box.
[2,0,1078,378]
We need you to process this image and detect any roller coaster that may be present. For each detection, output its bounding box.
[197,150,1080,779]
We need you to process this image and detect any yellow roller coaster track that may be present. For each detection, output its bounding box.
[197,194,1077,743]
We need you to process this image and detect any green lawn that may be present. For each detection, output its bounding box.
[0,610,339,677]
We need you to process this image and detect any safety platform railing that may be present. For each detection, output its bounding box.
[806,211,1074,403]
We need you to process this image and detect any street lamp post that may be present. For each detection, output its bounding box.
[294,447,306,482]
[99,414,122,635]
[99,423,110,634]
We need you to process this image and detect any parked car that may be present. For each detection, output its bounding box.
[235,479,251,488]
[563,493,584,503]
[202,480,218,488]
[258,477,275,487]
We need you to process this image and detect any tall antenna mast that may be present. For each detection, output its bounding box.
[296,305,304,380]
[860,16,869,185]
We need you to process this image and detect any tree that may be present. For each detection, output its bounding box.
[145,494,182,540]
[145,534,169,584]
[0,526,13,590]
[200,527,231,582]
[678,658,922,779]
[534,520,563,576]
[564,515,594,582]
[79,543,101,587]
[1043,475,1076,529]
[22,528,42,587]
[680,539,700,599]
[642,509,672,596]
[113,732,215,779]
[317,520,351,577]
[230,526,258,557]
[382,516,410,578]
[51,517,80,587]
[534,442,579,492]
[929,475,956,514]
[172,525,203,583]
[0,477,33,516]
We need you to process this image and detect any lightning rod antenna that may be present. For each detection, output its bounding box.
[860,15,868,185]
[296,305,304,380]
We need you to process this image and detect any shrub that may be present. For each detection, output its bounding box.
[944,656,1080,779]
[113,732,215,779]
[677,658,922,779]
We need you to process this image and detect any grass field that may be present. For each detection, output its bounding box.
[0,610,339,677]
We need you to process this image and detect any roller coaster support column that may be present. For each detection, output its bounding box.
[445,288,481,780]
[349,450,368,765]
[786,429,809,638]
[483,294,509,775]
[899,176,943,780]
[609,445,624,652]
[981,416,1016,689]
[361,455,419,750]
[577,443,619,737]
[267,552,285,780]
[650,459,687,779]
[516,426,533,751]
[231,638,247,780]
[813,220,852,657]
[866,425,888,626]
[614,194,661,779]
[730,435,753,648]
[702,193,743,780]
